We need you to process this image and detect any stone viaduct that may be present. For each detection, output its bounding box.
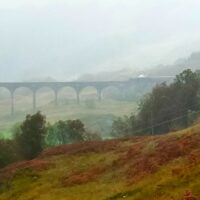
[0,77,173,115]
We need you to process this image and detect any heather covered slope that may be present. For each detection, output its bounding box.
[0,124,200,200]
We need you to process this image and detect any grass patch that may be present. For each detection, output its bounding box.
[142,141,157,155]
[0,131,13,140]
[0,99,137,138]
[105,188,142,200]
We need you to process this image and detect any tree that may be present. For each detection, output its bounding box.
[83,131,102,141]
[111,116,132,137]
[173,69,200,126]
[46,119,85,146]
[16,112,47,160]
[66,119,85,142]
[111,69,200,137]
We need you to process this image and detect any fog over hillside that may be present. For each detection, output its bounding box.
[78,52,200,81]
[147,51,200,76]
[1,0,200,81]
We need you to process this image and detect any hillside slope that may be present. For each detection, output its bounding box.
[0,124,200,200]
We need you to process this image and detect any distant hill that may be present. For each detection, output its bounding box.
[146,51,200,76]
[77,51,200,81]
[78,68,139,81]
[23,76,57,82]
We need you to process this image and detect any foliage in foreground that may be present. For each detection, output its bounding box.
[0,123,200,200]
[0,139,18,168]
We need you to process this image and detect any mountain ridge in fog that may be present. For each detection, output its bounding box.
[15,51,200,82]
[77,51,200,81]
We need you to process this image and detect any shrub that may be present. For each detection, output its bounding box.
[46,119,85,146]
[0,139,18,168]
[15,112,47,160]
[83,131,102,141]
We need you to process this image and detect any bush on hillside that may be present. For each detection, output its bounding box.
[0,139,19,168]
[46,119,85,146]
[15,112,47,160]
[83,131,102,141]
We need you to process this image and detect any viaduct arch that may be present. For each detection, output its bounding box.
[0,77,173,116]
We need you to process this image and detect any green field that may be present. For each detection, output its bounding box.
[0,88,137,139]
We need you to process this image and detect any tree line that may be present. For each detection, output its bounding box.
[0,112,101,168]
[112,69,200,137]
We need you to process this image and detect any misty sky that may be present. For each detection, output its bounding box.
[1,0,200,81]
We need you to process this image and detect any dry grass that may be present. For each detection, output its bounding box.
[0,123,200,200]
[0,159,52,184]
[40,139,121,158]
